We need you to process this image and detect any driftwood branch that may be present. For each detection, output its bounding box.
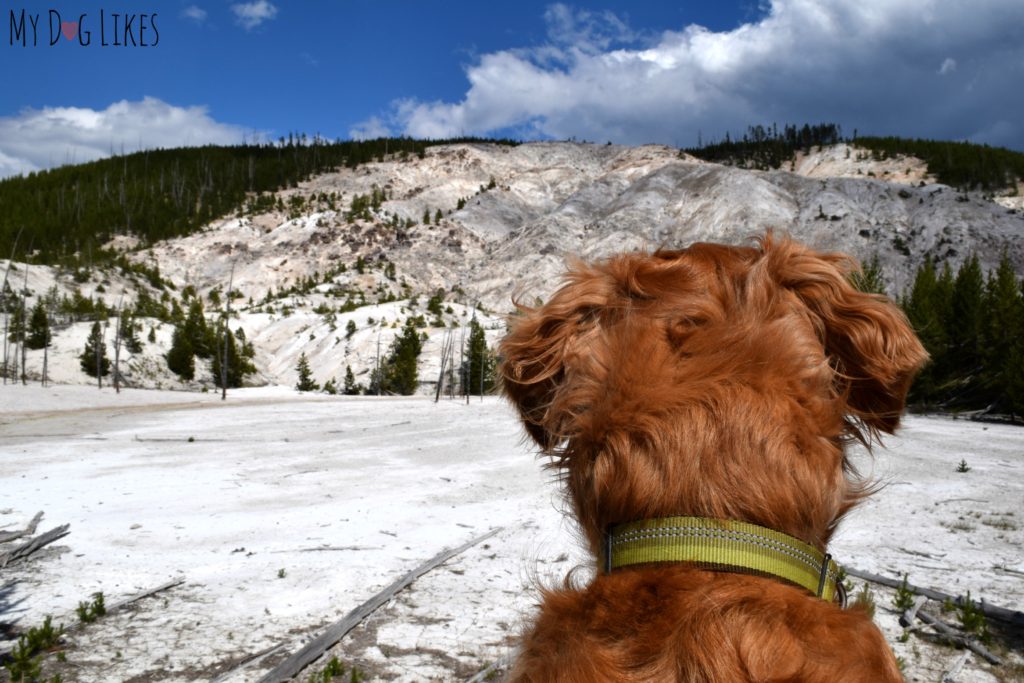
[940,651,971,683]
[899,594,929,628]
[256,527,503,683]
[845,566,1024,627]
[0,511,43,544]
[915,609,1003,665]
[0,524,70,568]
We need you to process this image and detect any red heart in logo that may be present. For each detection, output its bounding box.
[61,21,78,41]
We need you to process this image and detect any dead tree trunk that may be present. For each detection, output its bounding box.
[2,312,8,385]
[221,262,235,401]
[460,325,467,405]
[2,229,21,385]
[19,263,28,385]
[96,321,105,390]
[0,524,70,568]
[434,331,452,402]
[256,527,503,683]
[41,310,49,387]
[113,303,123,394]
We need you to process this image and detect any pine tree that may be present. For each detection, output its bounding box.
[6,302,25,343]
[343,364,360,395]
[295,352,318,391]
[26,300,51,350]
[982,254,1024,413]
[1006,286,1024,418]
[950,254,984,374]
[465,316,495,396]
[183,300,214,358]
[119,311,143,353]
[166,326,195,380]
[380,319,422,395]
[212,328,254,388]
[903,258,945,403]
[80,321,111,378]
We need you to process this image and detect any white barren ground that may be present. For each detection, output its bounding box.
[1,385,1022,682]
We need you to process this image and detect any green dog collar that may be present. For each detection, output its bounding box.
[605,516,845,605]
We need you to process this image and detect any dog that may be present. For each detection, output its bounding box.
[499,233,926,682]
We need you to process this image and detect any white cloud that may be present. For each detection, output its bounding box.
[349,116,393,141]
[182,5,207,24]
[376,0,1024,149]
[0,97,256,178]
[544,3,636,54]
[231,1,278,31]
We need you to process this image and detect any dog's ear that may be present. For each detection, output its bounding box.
[499,266,609,452]
[764,236,928,436]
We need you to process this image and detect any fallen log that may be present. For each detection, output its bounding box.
[106,578,186,614]
[900,594,929,628]
[845,566,1024,627]
[0,511,43,544]
[256,526,503,683]
[0,524,70,568]
[915,609,1003,665]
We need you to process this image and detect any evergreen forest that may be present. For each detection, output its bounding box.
[0,136,517,267]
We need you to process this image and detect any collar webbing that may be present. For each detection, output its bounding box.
[605,516,844,604]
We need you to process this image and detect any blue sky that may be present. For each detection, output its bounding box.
[1,1,1023,176]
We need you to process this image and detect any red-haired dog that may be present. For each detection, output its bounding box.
[500,234,926,682]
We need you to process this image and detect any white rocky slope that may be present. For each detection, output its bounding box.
[135,142,1024,310]
[3,141,1023,392]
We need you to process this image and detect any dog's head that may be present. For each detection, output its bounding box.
[499,234,927,555]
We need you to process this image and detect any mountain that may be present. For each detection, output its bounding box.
[2,140,1023,392]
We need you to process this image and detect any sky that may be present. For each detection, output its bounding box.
[1,0,1023,177]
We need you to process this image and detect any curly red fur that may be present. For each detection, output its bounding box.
[499,234,927,682]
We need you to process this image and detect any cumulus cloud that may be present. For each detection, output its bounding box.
[0,97,256,178]
[349,116,392,141]
[232,1,278,31]
[358,0,1024,149]
[544,3,636,54]
[182,5,207,24]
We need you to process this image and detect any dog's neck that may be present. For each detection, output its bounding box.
[604,516,846,605]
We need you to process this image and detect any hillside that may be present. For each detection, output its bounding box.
[3,140,1024,394]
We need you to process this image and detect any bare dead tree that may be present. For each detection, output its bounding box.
[375,331,382,396]
[113,296,124,393]
[447,332,456,400]
[96,321,106,390]
[41,304,49,388]
[19,261,28,385]
[2,306,9,386]
[434,330,453,402]
[460,324,468,405]
[221,262,236,401]
[1,229,19,385]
